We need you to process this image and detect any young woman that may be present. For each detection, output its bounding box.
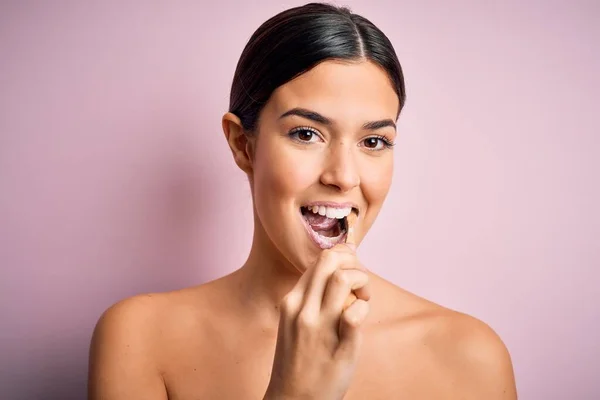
[88,3,517,399]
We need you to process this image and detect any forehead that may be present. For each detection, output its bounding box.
[265,60,399,125]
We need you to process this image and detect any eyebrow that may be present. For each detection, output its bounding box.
[279,107,396,131]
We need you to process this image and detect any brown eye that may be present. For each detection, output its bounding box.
[288,127,321,144]
[364,137,379,148]
[361,136,394,151]
[297,129,313,141]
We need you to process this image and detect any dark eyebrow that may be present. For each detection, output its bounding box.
[362,119,396,131]
[279,108,331,125]
[279,107,396,131]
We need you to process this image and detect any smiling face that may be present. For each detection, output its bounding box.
[232,60,399,272]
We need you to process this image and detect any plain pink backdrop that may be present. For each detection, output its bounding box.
[1,1,598,399]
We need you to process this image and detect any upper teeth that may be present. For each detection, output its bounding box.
[307,205,352,219]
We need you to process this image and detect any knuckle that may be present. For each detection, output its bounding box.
[342,300,369,327]
[296,310,318,329]
[331,269,350,286]
[342,312,361,328]
[280,293,300,315]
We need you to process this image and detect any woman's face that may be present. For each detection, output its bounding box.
[250,60,399,271]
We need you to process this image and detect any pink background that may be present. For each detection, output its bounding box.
[1,1,598,399]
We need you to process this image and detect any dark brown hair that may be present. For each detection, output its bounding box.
[228,2,406,133]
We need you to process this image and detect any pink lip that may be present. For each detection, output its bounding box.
[299,211,347,250]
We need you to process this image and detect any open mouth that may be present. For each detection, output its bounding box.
[300,205,355,249]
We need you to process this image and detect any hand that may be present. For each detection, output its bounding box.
[264,243,371,400]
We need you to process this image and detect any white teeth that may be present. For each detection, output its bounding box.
[304,205,353,219]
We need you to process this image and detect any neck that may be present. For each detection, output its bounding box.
[231,213,303,330]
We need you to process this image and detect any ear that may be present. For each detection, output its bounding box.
[222,112,254,174]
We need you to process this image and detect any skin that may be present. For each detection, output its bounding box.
[88,60,518,399]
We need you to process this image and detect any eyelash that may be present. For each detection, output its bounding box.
[287,127,395,151]
[371,135,396,150]
[288,126,322,143]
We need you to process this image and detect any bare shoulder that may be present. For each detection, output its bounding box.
[91,288,197,344]
[88,293,167,399]
[88,285,214,400]
[427,308,517,399]
[91,283,219,351]
[369,275,517,399]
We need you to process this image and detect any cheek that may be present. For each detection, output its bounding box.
[358,158,393,235]
[252,139,318,206]
[361,157,393,203]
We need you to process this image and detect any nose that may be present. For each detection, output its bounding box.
[319,143,360,192]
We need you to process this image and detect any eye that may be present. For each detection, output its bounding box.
[288,127,322,143]
[361,135,395,151]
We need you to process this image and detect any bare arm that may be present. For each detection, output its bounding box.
[88,296,168,400]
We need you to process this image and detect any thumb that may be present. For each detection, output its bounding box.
[344,242,357,252]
